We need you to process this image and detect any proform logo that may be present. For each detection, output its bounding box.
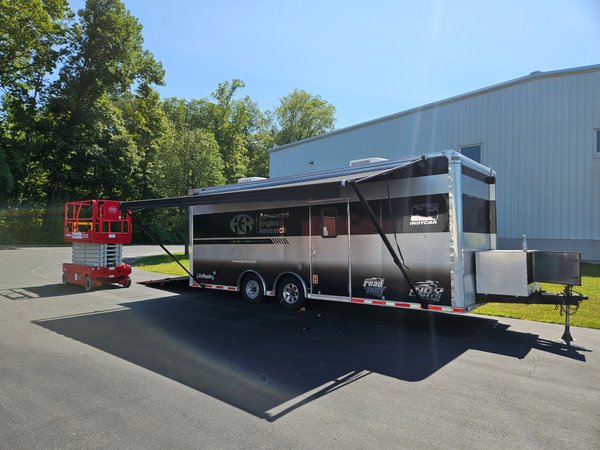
[409,280,444,302]
[230,214,255,235]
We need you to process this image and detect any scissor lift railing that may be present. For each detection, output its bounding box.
[62,200,132,291]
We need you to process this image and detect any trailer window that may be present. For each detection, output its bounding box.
[321,207,337,238]
[596,129,600,154]
[410,203,439,225]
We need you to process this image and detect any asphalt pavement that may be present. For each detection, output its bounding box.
[0,246,598,449]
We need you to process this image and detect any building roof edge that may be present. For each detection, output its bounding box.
[269,63,600,154]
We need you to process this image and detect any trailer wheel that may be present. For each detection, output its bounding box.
[278,276,306,310]
[62,272,68,286]
[84,276,94,292]
[241,273,264,303]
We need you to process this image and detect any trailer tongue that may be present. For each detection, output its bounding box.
[119,150,587,344]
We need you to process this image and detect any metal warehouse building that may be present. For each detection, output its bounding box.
[269,64,600,261]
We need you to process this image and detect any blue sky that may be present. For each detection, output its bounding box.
[70,0,600,129]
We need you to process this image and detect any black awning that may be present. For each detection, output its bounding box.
[119,157,424,211]
[120,182,343,210]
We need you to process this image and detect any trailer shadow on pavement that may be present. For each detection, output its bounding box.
[34,283,590,421]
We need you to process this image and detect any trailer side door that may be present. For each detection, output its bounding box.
[310,201,350,298]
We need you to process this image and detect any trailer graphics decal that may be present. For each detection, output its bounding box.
[363,277,387,298]
[230,214,255,235]
[258,211,289,235]
[196,272,215,280]
[409,280,444,302]
[410,203,439,226]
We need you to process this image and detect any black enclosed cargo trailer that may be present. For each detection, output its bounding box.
[121,150,586,343]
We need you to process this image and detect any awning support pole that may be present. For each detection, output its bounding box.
[126,210,201,285]
[346,180,425,308]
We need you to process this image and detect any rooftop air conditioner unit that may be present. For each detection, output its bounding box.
[349,157,388,167]
[237,176,267,184]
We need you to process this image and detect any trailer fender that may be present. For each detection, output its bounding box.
[237,270,268,295]
[273,272,308,299]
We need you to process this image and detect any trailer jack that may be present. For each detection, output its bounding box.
[559,285,581,346]
[477,285,587,345]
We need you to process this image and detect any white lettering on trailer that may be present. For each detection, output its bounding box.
[258,211,289,235]
[196,273,215,280]
[409,203,439,226]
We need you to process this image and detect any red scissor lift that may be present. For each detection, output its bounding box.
[62,200,132,291]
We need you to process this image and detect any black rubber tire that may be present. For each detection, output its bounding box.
[84,276,94,292]
[123,278,132,288]
[277,276,306,310]
[61,272,68,286]
[241,273,264,304]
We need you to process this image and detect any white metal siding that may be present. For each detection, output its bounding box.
[270,69,600,251]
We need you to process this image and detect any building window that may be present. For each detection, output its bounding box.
[596,129,600,154]
[460,144,482,163]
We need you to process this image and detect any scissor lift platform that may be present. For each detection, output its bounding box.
[62,200,132,291]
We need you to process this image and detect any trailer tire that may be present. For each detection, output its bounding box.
[84,276,94,292]
[62,272,68,286]
[241,273,264,304]
[278,276,306,310]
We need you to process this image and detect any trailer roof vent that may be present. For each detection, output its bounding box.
[349,157,388,167]
[237,176,267,184]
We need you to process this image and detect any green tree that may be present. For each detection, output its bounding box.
[274,89,336,146]
[0,0,73,203]
[151,127,224,251]
[209,79,251,182]
[35,0,164,222]
[119,86,170,199]
[162,81,272,184]
[161,128,224,197]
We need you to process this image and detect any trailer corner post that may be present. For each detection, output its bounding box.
[448,156,466,308]
[346,179,425,308]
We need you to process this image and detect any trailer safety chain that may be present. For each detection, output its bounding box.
[555,300,581,317]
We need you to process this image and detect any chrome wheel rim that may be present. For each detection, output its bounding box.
[245,280,260,299]
[282,283,300,304]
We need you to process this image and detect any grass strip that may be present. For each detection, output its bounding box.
[133,252,189,276]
